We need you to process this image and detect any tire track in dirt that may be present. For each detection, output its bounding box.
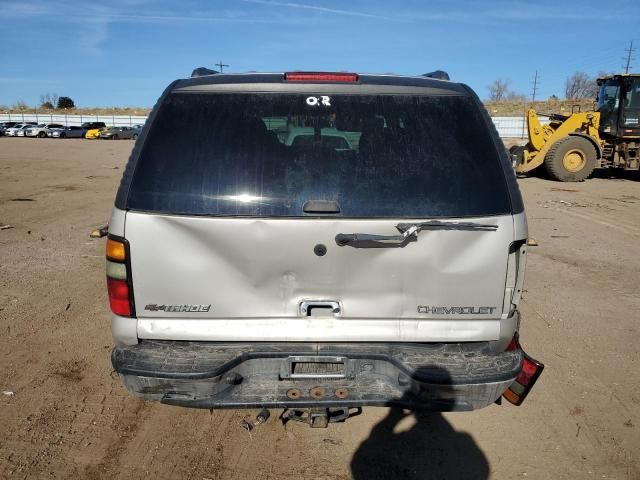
[547,202,640,236]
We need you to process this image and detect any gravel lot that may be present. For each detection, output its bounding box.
[0,138,638,479]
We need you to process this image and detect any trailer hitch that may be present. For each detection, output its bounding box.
[282,407,362,428]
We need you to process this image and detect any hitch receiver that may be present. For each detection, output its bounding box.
[283,407,362,428]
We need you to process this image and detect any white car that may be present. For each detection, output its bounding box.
[26,123,65,138]
[4,122,37,137]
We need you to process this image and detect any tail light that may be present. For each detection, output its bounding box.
[285,72,359,82]
[106,236,135,317]
[503,334,544,406]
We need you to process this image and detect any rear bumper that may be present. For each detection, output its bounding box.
[112,341,523,411]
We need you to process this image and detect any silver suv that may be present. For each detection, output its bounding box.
[107,70,543,425]
[26,123,65,138]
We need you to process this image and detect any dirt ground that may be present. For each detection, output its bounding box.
[0,138,638,480]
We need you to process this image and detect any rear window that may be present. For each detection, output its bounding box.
[124,92,511,217]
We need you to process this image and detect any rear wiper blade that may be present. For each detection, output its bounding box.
[335,221,498,249]
[396,221,499,234]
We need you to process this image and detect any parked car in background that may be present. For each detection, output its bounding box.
[16,123,39,137]
[99,126,135,140]
[0,121,18,135]
[48,126,86,138]
[85,127,107,139]
[4,122,37,137]
[26,123,65,138]
[82,122,106,139]
[81,121,106,130]
[131,124,144,139]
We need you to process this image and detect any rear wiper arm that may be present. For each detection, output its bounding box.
[335,221,498,249]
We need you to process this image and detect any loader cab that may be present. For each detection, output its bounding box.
[597,75,640,138]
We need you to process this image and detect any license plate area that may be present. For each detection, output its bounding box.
[280,356,349,379]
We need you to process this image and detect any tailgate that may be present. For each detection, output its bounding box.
[126,212,513,321]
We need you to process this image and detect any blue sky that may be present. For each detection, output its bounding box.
[0,0,638,108]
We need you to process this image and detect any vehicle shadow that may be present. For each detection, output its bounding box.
[350,409,489,480]
[350,370,490,480]
[590,168,640,181]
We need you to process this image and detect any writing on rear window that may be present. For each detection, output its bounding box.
[306,95,331,106]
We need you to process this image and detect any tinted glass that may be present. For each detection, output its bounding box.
[622,77,640,129]
[126,92,511,217]
[597,78,621,129]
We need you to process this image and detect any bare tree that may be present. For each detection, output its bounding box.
[14,100,29,111]
[565,72,598,100]
[39,92,59,109]
[488,79,511,101]
[39,94,53,109]
[506,91,527,102]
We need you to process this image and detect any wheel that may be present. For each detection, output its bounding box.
[38,131,47,138]
[544,136,597,182]
[60,132,66,138]
[133,133,138,140]
[112,134,119,140]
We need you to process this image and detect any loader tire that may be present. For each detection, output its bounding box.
[544,136,596,182]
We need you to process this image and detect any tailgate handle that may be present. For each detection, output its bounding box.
[300,300,341,317]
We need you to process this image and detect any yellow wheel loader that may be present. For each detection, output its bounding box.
[513,74,640,181]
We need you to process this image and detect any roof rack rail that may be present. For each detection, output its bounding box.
[422,70,450,81]
[191,67,218,78]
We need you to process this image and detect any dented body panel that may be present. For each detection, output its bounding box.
[125,213,515,319]
[110,209,525,346]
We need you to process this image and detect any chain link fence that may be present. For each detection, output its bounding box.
[0,113,148,128]
[1,113,550,139]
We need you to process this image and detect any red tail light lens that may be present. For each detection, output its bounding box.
[285,72,359,82]
[516,358,539,385]
[503,334,544,406]
[106,236,134,317]
[505,334,518,351]
[107,277,131,316]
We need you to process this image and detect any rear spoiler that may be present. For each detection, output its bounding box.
[191,67,218,78]
[422,70,450,81]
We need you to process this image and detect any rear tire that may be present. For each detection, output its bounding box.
[60,132,66,138]
[544,136,597,182]
[38,131,46,138]
[112,135,119,140]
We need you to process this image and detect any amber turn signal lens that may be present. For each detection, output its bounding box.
[106,238,126,261]
[502,388,521,405]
